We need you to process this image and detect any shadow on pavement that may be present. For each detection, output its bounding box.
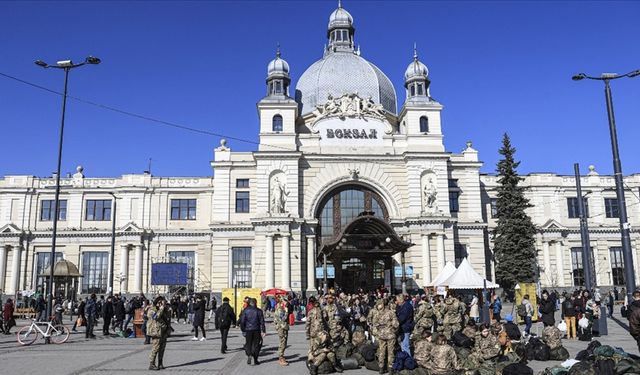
[166,357,222,368]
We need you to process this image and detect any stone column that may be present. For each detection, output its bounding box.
[421,234,431,286]
[120,244,129,293]
[436,233,445,270]
[10,245,22,294]
[265,234,274,289]
[542,241,551,284]
[592,244,600,286]
[281,235,291,290]
[134,244,143,294]
[555,241,565,287]
[0,246,7,292]
[306,236,316,292]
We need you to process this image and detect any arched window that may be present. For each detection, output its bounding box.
[419,116,429,133]
[272,114,283,132]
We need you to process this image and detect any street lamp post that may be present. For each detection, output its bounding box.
[108,193,118,297]
[573,163,593,292]
[35,56,100,334]
[573,69,640,304]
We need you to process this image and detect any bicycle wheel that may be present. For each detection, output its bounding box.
[50,324,70,344]
[16,325,38,345]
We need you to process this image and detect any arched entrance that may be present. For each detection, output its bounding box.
[315,185,412,293]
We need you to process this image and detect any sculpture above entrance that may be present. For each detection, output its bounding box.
[310,93,392,134]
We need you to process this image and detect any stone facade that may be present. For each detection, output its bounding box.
[0,4,638,297]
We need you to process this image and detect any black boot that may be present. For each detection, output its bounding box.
[149,362,158,371]
[309,364,318,375]
[334,362,343,373]
[157,355,165,370]
[247,356,252,365]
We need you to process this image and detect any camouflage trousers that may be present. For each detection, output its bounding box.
[149,336,167,364]
[308,348,336,367]
[377,338,396,370]
[277,329,288,357]
[442,323,461,340]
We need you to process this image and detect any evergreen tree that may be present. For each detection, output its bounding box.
[493,133,538,291]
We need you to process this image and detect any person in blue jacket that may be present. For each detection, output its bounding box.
[395,294,415,356]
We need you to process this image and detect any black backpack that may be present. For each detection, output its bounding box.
[503,363,533,375]
[594,359,615,375]
[453,331,473,348]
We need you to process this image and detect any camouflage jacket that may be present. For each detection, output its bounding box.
[372,307,399,341]
[542,326,563,350]
[427,344,460,374]
[305,306,325,338]
[323,303,345,333]
[414,340,434,367]
[443,297,462,325]
[309,333,332,355]
[414,301,435,328]
[473,333,501,360]
[274,304,289,331]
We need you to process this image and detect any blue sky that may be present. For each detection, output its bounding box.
[1,0,639,178]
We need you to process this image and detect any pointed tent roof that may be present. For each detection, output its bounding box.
[429,261,456,287]
[441,258,499,289]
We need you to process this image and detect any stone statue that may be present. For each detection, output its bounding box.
[309,93,388,131]
[423,177,438,213]
[270,177,288,214]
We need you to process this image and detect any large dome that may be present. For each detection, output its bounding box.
[295,52,397,115]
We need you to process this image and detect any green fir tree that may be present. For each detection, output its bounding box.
[493,133,538,291]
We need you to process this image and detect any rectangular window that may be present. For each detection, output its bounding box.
[490,198,498,219]
[236,179,249,188]
[275,81,282,93]
[605,198,619,218]
[454,244,467,267]
[570,247,584,287]
[85,199,112,221]
[40,199,67,221]
[34,252,64,292]
[449,192,459,213]
[168,251,195,293]
[231,247,252,288]
[235,191,250,213]
[341,30,348,41]
[81,252,108,294]
[567,197,589,218]
[170,199,197,220]
[610,247,625,286]
[417,84,424,95]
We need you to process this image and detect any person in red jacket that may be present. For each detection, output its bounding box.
[3,299,15,334]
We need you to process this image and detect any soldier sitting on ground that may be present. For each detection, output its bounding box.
[413,331,434,368]
[425,333,461,375]
[542,323,569,360]
[465,323,501,370]
[461,320,478,340]
[307,330,343,375]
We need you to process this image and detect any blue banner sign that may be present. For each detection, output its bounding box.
[315,266,335,279]
[151,263,189,285]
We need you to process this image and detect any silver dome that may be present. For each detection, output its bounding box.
[268,54,289,77]
[328,7,353,29]
[404,59,428,82]
[295,52,397,115]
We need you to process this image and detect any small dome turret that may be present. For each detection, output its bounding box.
[328,4,353,30]
[265,46,291,97]
[404,45,431,101]
[326,1,355,52]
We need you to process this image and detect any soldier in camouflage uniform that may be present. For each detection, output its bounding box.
[274,297,290,366]
[372,299,399,374]
[306,299,324,341]
[147,296,171,370]
[426,334,460,374]
[412,296,435,342]
[466,323,501,370]
[434,296,446,334]
[322,295,347,346]
[542,325,563,350]
[441,295,463,340]
[307,330,343,375]
[413,331,434,368]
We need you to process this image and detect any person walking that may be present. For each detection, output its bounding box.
[72,298,86,332]
[191,295,207,341]
[141,299,151,344]
[606,291,615,318]
[147,296,171,370]
[215,297,236,354]
[492,295,503,322]
[239,298,265,365]
[274,296,290,366]
[114,295,126,332]
[562,294,577,340]
[102,296,114,335]
[35,294,46,322]
[521,295,533,336]
[85,294,97,339]
[539,290,556,327]
[3,298,15,334]
[396,294,414,355]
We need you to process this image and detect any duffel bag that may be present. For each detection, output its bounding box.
[550,346,570,361]
[503,363,533,375]
[339,357,360,370]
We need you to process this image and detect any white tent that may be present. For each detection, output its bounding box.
[441,258,499,289]
[428,261,456,287]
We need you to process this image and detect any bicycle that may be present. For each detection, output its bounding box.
[16,318,70,345]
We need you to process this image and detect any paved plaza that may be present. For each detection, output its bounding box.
[0,307,637,374]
